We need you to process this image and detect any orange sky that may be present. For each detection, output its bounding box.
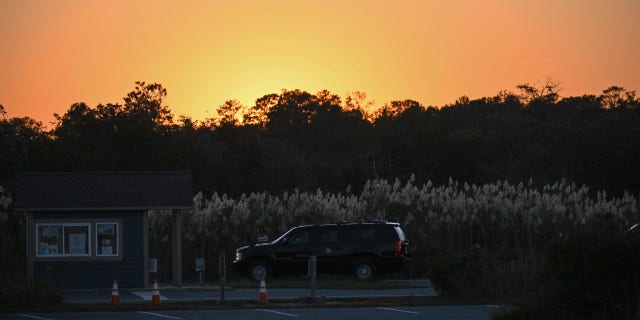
[1,0,639,126]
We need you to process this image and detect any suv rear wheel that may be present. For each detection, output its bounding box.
[353,257,377,281]
[248,260,272,281]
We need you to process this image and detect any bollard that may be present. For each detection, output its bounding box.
[219,253,226,304]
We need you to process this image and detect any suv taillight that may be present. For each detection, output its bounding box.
[395,240,402,255]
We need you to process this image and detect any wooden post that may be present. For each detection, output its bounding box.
[172,210,183,287]
[143,211,149,288]
[25,212,34,288]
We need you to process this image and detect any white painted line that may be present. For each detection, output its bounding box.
[161,297,217,301]
[16,314,54,320]
[237,294,435,300]
[376,307,420,314]
[328,294,435,298]
[257,309,300,317]
[136,311,182,319]
[132,291,169,301]
[64,299,145,304]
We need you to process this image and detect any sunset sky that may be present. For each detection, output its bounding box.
[1,0,639,126]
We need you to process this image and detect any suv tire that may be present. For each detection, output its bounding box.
[247,260,272,281]
[353,257,377,281]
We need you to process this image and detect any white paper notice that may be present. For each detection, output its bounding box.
[69,233,86,254]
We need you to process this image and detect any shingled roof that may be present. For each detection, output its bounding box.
[16,171,193,211]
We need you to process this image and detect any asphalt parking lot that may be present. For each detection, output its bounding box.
[3,280,508,320]
[62,279,438,304]
[6,305,503,320]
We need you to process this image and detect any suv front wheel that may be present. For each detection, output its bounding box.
[353,258,377,281]
[248,260,272,281]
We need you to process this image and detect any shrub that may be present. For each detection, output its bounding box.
[3,177,638,303]
[0,269,62,309]
[169,176,638,297]
[494,215,640,319]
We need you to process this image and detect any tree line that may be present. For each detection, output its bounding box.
[1,80,639,197]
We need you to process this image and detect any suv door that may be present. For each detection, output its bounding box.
[274,227,317,275]
[314,227,347,273]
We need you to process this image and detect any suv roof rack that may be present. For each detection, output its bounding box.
[366,220,388,224]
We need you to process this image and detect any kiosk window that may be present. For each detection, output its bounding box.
[96,223,118,256]
[37,223,91,257]
[37,225,62,256]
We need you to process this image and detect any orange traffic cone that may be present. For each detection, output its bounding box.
[258,277,268,303]
[110,280,120,305]
[151,278,161,306]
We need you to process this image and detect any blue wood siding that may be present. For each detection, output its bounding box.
[33,211,144,289]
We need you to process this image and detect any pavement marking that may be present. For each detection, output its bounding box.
[132,291,169,301]
[257,309,300,317]
[161,297,217,301]
[16,314,54,320]
[136,311,182,319]
[376,307,420,314]
[324,294,435,298]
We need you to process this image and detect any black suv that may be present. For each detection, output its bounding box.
[232,221,410,280]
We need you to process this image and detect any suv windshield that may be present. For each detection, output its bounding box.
[272,226,300,244]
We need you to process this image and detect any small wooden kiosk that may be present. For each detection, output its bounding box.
[16,171,192,289]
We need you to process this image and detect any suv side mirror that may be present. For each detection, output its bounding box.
[257,234,269,243]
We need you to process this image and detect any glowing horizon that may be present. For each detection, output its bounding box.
[1,0,639,126]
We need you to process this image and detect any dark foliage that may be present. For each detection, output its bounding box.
[1,83,638,198]
[494,216,640,320]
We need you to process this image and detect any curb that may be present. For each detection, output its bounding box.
[1,295,503,314]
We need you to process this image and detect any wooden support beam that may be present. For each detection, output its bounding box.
[171,210,183,287]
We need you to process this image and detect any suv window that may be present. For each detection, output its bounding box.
[351,226,375,243]
[377,225,400,241]
[319,228,339,244]
[348,225,401,243]
[287,228,312,245]
[289,227,339,245]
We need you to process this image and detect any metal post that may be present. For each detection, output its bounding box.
[308,255,317,299]
[195,258,205,285]
[219,253,226,304]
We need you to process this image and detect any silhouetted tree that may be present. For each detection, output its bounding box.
[344,91,376,122]
[2,81,640,197]
[213,99,245,127]
[600,86,639,109]
[517,77,561,105]
[0,113,49,184]
[123,81,173,126]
